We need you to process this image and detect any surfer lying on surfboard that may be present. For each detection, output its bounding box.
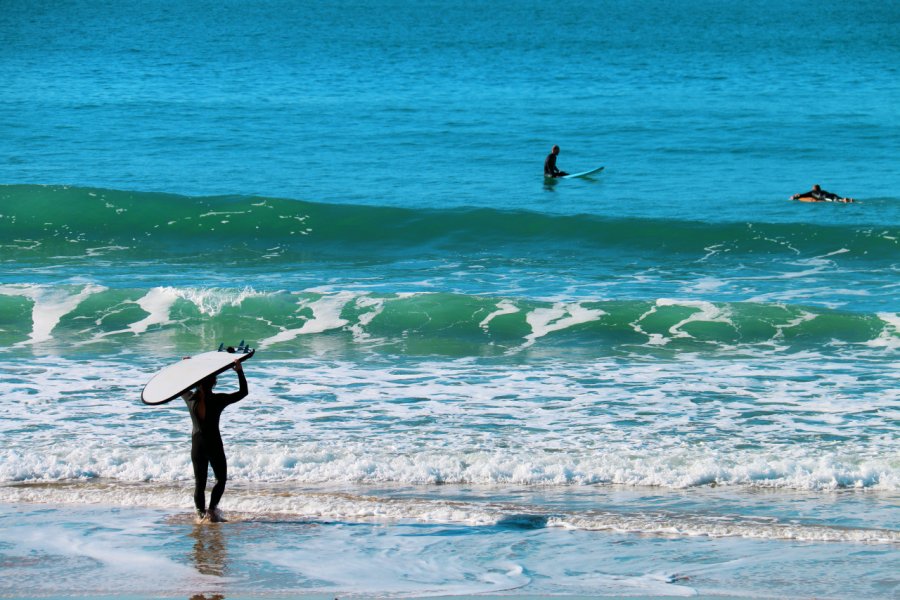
[544,145,568,178]
[181,359,248,523]
[791,184,855,203]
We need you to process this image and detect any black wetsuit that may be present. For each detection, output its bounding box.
[183,378,247,513]
[798,188,842,202]
[544,152,565,177]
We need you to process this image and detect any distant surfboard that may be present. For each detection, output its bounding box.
[563,166,604,179]
[141,343,254,405]
[792,195,854,203]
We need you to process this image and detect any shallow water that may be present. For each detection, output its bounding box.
[1,492,897,598]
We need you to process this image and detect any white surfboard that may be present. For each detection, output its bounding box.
[141,344,254,405]
[563,165,605,179]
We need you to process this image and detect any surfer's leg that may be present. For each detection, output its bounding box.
[191,435,209,512]
[207,439,228,511]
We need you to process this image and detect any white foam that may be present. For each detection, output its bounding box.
[129,287,180,334]
[479,299,520,330]
[80,286,243,343]
[548,511,899,543]
[0,238,40,251]
[258,292,353,348]
[745,287,853,309]
[0,505,219,596]
[259,529,530,596]
[173,285,264,315]
[0,283,106,345]
[522,302,605,347]
[199,210,247,218]
[84,245,130,257]
[349,294,385,342]
[656,298,733,339]
[698,244,724,262]
[869,312,900,350]
[681,276,727,294]
[2,353,898,495]
[1,482,897,545]
[630,303,668,345]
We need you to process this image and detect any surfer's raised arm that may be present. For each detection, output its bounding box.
[226,360,249,404]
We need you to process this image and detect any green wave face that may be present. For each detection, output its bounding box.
[2,185,896,358]
[1,185,897,262]
[0,285,895,358]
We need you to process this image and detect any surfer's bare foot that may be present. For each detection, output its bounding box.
[194,509,207,524]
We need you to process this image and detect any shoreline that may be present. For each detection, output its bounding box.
[3,501,890,599]
[2,479,898,546]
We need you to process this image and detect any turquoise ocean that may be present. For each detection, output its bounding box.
[1,1,898,598]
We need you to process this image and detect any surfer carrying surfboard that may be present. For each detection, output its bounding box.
[181,360,248,523]
[544,145,568,178]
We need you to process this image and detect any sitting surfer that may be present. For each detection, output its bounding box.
[544,145,568,178]
[791,184,855,203]
[181,360,248,523]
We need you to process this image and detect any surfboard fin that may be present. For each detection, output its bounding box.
[218,341,251,354]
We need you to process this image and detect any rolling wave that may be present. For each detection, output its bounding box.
[0,283,895,355]
[1,184,896,261]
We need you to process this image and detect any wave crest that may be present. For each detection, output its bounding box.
[2,184,896,260]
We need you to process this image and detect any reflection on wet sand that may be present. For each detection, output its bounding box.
[189,522,227,578]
